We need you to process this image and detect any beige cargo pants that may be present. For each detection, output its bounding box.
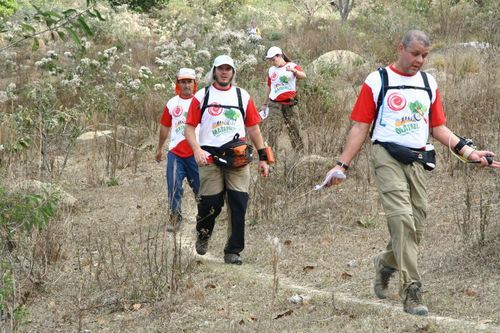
[372,144,427,298]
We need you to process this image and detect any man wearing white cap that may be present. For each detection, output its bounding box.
[156,68,200,232]
[261,46,306,152]
[185,55,270,265]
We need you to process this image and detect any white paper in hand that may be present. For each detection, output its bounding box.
[259,106,269,120]
[314,170,346,191]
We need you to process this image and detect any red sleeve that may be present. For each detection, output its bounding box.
[267,76,271,87]
[244,98,261,126]
[429,89,446,128]
[350,83,376,124]
[159,106,172,127]
[185,97,202,127]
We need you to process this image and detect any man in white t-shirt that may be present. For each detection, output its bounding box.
[322,30,499,316]
[156,68,200,232]
[185,55,270,265]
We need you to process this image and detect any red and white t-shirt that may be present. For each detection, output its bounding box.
[351,65,446,149]
[186,85,260,148]
[160,95,199,158]
[267,62,303,102]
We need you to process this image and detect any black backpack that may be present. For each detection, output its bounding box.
[370,67,432,138]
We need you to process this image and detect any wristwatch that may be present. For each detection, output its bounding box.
[336,161,349,170]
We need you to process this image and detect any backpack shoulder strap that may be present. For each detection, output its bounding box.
[236,87,244,119]
[201,86,210,116]
[370,67,388,138]
[420,71,432,102]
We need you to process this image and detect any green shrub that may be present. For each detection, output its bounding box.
[0,0,18,18]
[0,186,58,252]
[109,0,169,12]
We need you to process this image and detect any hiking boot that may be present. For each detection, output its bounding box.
[403,282,428,316]
[373,254,396,299]
[224,253,242,265]
[195,237,209,255]
[166,213,182,232]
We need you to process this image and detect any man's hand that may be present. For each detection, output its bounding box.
[469,150,500,168]
[259,161,270,177]
[155,149,163,163]
[194,147,209,166]
[324,166,347,187]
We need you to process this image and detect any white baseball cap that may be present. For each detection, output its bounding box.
[177,68,196,80]
[213,55,235,69]
[266,46,283,59]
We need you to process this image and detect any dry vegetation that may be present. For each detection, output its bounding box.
[0,0,499,332]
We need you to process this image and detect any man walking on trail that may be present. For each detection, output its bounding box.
[156,68,200,232]
[322,30,499,316]
[185,55,270,265]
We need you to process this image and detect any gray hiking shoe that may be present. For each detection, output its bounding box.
[224,253,242,265]
[373,254,396,299]
[403,282,428,316]
[166,213,182,232]
[195,237,209,255]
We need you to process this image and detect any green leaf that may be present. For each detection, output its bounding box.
[65,26,81,47]
[62,9,78,17]
[92,9,106,21]
[77,16,93,37]
[57,30,66,41]
[32,38,40,51]
[46,10,63,19]
[21,23,36,33]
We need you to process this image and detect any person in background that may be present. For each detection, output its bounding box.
[261,46,306,152]
[156,68,200,232]
[185,55,270,265]
[322,30,499,316]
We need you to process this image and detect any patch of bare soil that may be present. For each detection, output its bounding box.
[21,137,500,333]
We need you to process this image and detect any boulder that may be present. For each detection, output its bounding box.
[13,180,77,210]
[309,50,365,76]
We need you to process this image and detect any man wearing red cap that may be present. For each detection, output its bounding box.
[156,68,200,232]
[185,55,270,265]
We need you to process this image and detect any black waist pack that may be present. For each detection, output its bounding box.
[202,134,253,168]
[374,141,436,171]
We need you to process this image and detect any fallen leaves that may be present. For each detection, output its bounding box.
[274,309,293,319]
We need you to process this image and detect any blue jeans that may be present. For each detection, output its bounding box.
[166,151,200,215]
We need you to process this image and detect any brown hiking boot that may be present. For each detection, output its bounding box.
[373,254,396,299]
[403,282,428,316]
[166,213,182,232]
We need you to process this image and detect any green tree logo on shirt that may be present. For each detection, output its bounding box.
[279,75,289,83]
[224,109,240,121]
[409,101,427,117]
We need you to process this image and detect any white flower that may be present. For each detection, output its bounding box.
[153,83,165,91]
[64,51,73,58]
[195,49,211,60]
[80,58,91,66]
[128,79,141,90]
[181,38,196,49]
[115,82,124,89]
[0,91,8,103]
[7,83,16,92]
[47,50,58,59]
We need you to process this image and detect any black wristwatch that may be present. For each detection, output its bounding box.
[258,148,267,161]
[454,138,467,154]
[336,161,349,170]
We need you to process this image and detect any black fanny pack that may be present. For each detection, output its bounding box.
[202,134,253,168]
[374,140,436,171]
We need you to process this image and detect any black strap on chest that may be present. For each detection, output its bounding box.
[369,67,432,138]
[201,86,245,119]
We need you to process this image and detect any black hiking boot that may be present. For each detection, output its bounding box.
[403,282,428,316]
[195,237,209,255]
[224,253,242,265]
[373,254,396,299]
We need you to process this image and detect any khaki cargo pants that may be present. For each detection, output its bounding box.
[263,101,304,152]
[372,144,427,298]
